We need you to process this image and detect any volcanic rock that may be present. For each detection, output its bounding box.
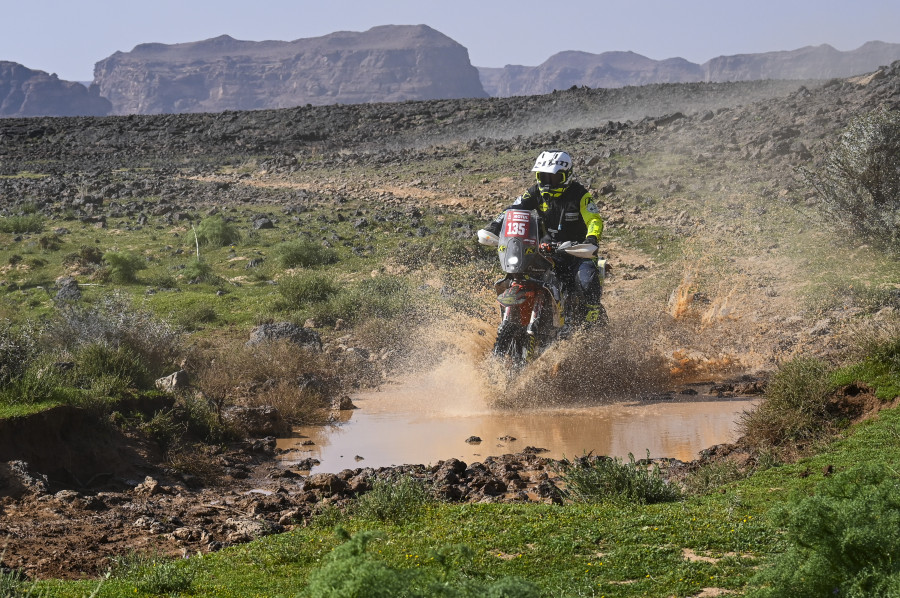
[247,322,322,352]
[224,407,290,438]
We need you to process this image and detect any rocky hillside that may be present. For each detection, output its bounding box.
[0,61,111,117]
[93,25,487,115]
[480,41,900,97]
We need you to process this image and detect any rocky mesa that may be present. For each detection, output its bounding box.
[93,24,488,115]
[0,61,111,117]
[479,41,900,97]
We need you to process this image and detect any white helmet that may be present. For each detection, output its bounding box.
[531,150,573,195]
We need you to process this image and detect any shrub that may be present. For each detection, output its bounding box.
[354,275,411,320]
[140,409,187,458]
[739,357,834,456]
[176,393,231,444]
[556,453,681,505]
[191,338,335,424]
[799,107,900,251]
[0,358,68,406]
[73,342,150,394]
[192,215,241,247]
[103,250,146,283]
[276,272,341,311]
[355,475,431,524]
[748,464,900,598]
[683,459,748,495]
[272,239,338,269]
[144,271,179,288]
[0,214,43,234]
[182,258,216,283]
[306,275,413,325]
[0,319,32,386]
[42,292,183,382]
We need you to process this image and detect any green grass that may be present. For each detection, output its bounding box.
[832,335,900,400]
[0,400,61,418]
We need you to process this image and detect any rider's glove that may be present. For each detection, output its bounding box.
[583,236,598,246]
[486,221,501,235]
[539,243,553,253]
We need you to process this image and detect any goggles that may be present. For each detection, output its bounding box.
[536,171,566,186]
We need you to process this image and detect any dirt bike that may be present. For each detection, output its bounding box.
[477,209,604,368]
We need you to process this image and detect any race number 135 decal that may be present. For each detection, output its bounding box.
[505,220,529,236]
[505,211,531,237]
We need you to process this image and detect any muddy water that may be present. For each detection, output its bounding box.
[278,359,756,474]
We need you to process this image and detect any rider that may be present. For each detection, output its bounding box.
[480,149,608,328]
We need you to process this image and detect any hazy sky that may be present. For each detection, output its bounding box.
[5,0,899,81]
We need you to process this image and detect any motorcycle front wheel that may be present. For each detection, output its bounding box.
[492,320,534,368]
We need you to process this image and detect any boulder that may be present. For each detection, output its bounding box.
[54,276,81,301]
[247,322,322,352]
[224,406,290,438]
[0,460,49,498]
[155,370,190,393]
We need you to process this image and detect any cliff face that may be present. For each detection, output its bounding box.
[0,62,111,117]
[479,51,703,97]
[94,25,487,115]
[479,42,900,97]
[703,41,900,81]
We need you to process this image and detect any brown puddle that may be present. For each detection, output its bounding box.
[277,359,756,473]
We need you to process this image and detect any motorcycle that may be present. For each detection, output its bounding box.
[477,208,604,368]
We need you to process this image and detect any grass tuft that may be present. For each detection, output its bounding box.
[354,475,432,524]
[103,250,146,284]
[739,357,835,458]
[0,214,43,234]
[556,452,682,505]
[272,239,338,268]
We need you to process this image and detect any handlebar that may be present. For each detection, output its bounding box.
[540,240,599,258]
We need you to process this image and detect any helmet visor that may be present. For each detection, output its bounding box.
[537,171,565,187]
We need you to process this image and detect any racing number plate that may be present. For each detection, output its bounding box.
[504,210,531,239]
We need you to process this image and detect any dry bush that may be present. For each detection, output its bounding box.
[167,445,223,485]
[42,292,183,382]
[799,107,900,251]
[192,338,337,424]
[239,379,331,425]
[844,311,900,362]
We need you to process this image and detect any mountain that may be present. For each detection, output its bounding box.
[479,51,703,97]
[479,41,900,97]
[93,25,487,115]
[703,41,900,81]
[0,62,111,117]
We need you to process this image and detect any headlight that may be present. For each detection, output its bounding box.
[507,256,519,265]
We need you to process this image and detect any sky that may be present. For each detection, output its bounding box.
[4,0,899,82]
